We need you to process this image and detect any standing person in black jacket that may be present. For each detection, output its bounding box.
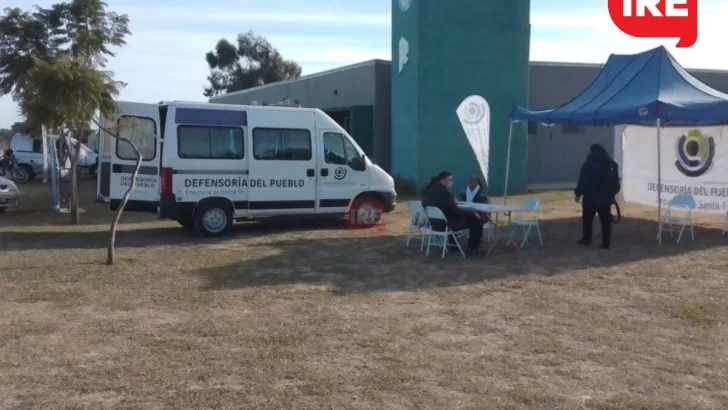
[422,171,484,254]
[575,143,618,249]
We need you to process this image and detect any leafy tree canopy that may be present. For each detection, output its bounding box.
[204,31,302,97]
[0,0,130,97]
[17,55,121,132]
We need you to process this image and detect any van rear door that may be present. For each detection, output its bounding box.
[107,101,161,212]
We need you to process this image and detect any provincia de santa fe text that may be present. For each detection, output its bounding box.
[622,125,728,214]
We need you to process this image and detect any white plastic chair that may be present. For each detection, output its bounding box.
[406,201,428,251]
[511,198,543,248]
[657,194,695,243]
[424,206,468,258]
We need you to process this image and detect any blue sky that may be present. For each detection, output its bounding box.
[1,0,726,127]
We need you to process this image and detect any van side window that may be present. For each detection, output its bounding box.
[323,132,363,171]
[32,139,43,153]
[178,125,244,159]
[253,128,311,161]
[116,116,157,161]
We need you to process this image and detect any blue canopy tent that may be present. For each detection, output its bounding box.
[506,45,728,243]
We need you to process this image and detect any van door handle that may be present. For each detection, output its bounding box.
[306,168,315,177]
[321,168,329,177]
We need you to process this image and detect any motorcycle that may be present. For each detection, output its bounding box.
[0,151,30,183]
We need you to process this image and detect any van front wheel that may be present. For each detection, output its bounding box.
[346,196,384,229]
[194,202,232,237]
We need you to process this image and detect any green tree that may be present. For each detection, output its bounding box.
[204,31,302,97]
[1,0,130,233]
[9,121,38,135]
[17,55,120,221]
[0,1,129,96]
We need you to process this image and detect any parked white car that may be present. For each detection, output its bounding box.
[0,176,19,212]
[9,134,98,180]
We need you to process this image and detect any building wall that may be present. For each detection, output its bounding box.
[210,62,378,107]
[210,55,728,191]
[209,61,393,171]
[526,63,612,189]
[526,63,728,189]
[392,0,530,196]
[374,62,392,172]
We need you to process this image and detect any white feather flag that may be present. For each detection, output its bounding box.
[456,95,491,184]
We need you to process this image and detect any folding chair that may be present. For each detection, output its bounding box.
[424,206,469,258]
[406,201,428,251]
[657,194,696,243]
[511,198,543,248]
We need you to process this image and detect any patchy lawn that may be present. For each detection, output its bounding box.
[0,180,727,409]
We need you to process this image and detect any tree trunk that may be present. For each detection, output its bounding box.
[106,144,141,265]
[93,119,142,265]
[70,138,82,224]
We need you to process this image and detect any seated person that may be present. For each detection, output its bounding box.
[457,175,490,222]
[421,171,484,254]
[457,175,489,203]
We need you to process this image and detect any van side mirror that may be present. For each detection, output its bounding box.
[349,154,366,171]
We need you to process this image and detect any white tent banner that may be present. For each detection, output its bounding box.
[623,125,728,214]
[456,95,490,184]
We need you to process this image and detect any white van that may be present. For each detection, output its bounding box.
[10,134,97,180]
[99,101,397,236]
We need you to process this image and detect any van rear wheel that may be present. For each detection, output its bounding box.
[194,201,232,237]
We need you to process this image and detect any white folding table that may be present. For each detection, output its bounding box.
[457,202,530,254]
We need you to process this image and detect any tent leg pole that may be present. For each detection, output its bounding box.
[503,121,514,206]
[656,119,662,245]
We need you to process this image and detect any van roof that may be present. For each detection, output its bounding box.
[136,100,323,113]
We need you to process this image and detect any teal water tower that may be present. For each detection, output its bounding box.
[391,0,530,195]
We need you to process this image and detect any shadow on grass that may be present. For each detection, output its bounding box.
[0,218,351,251]
[193,216,728,294]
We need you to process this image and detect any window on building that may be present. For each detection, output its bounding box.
[253,128,312,161]
[527,122,537,135]
[562,124,585,134]
[116,116,157,161]
[323,132,364,170]
[178,125,244,159]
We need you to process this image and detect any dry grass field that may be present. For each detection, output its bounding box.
[1,180,727,409]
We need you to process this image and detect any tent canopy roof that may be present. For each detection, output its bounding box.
[512,46,728,126]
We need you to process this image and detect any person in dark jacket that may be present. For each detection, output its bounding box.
[422,171,483,253]
[457,175,490,222]
[575,143,618,249]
